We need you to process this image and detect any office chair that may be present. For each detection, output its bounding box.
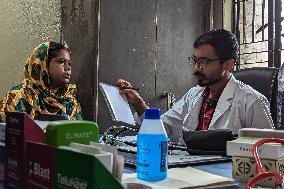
[233,67,278,128]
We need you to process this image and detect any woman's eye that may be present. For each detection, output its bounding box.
[57,59,71,66]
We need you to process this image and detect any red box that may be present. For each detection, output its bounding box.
[25,141,55,189]
[4,112,45,189]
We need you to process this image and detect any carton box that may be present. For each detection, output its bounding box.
[227,137,284,160]
[56,146,124,189]
[232,156,284,187]
[4,112,45,189]
[25,142,55,189]
[45,120,99,147]
[0,142,4,181]
[25,141,124,189]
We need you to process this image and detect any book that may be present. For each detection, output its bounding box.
[226,137,284,160]
[99,82,135,126]
[122,166,235,189]
[4,112,45,189]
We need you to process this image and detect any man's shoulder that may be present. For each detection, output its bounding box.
[186,85,204,95]
[233,79,267,101]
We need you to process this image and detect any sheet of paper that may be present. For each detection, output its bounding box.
[99,82,135,126]
[122,166,235,189]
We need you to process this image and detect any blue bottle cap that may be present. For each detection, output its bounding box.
[144,108,160,119]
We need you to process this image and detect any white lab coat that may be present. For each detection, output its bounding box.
[135,75,274,142]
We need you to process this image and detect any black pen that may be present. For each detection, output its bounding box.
[118,86,141,91]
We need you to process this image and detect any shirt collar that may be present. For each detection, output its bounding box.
[202,86,224,100]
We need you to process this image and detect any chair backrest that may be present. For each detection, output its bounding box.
[233,67,278,128]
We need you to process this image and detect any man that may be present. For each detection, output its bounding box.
[118,29,274,142]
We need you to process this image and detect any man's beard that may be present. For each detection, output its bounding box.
[194,71,223,87]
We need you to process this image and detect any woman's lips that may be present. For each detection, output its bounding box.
[64,73,71,78]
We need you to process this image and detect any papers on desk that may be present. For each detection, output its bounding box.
[122,166,235,189]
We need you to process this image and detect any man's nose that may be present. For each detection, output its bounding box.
[193,64,202,72]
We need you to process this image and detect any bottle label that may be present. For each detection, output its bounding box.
[136,134,167,180]
[160,141,167,172]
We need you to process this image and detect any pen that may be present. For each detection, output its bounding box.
[118,86,141,91]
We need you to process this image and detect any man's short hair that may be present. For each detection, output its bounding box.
[193,29,239,64]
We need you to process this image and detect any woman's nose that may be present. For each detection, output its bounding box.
[64,63,71,71]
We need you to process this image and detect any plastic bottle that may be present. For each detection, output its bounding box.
[136,108,168,181]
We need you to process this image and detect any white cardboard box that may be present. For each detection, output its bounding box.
[227,137,284,160]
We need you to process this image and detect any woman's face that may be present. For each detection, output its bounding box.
[48,49,71,89]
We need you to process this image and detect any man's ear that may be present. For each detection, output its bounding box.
[224,59,235,72]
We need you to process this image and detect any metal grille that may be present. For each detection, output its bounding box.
[232,0,282,70]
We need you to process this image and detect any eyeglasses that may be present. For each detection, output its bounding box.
[245,138,284,189]
[188,56,225,68]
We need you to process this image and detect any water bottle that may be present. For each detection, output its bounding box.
[136,108,168,181]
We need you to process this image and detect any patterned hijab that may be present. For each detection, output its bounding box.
[0,42,82,122]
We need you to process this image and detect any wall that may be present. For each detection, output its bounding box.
[0,0,61,97]
[98,0,208,132]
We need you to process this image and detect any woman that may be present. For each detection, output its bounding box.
[0,41,82,122]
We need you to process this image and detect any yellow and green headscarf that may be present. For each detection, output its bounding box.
[0,42,82,122]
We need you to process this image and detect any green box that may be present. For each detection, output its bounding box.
[56,147,124,189]
[46,121,99,147]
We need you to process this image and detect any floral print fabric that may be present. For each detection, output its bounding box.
[0,42,82,122]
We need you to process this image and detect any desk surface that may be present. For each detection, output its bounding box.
[0,162,259,189]
[193,162,244,188]
[124,161,244,189]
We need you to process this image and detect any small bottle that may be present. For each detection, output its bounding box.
[136,108,168,181]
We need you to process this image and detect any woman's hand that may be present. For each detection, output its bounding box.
[117,79,148,116]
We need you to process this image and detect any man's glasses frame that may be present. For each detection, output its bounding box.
[188,56,227,68]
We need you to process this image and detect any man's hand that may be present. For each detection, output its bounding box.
[117,79,148,116]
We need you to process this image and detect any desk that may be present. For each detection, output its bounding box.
[193,162,244,188]
[0,162,269,188]
[124,162,245,189]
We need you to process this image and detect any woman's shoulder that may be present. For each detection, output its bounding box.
[4,84,26,98]
[10,83,25,92]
